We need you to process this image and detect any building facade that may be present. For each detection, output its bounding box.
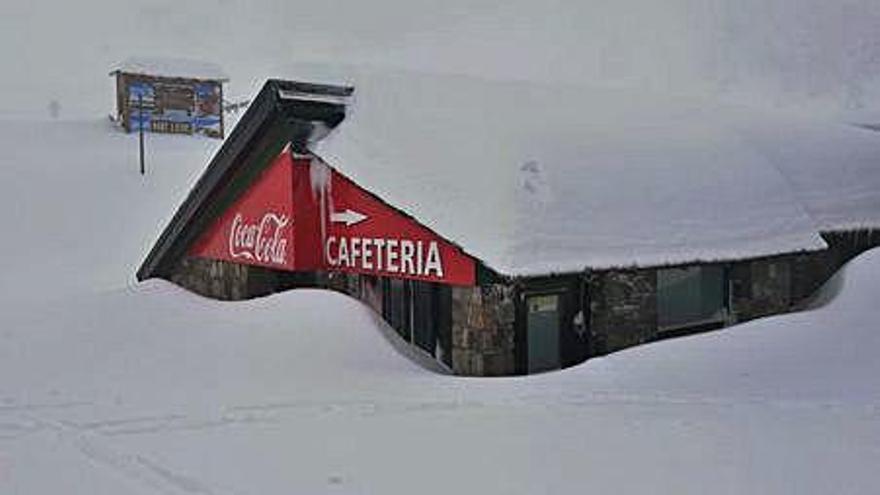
[163,227,880,376]
[138,78,880,376]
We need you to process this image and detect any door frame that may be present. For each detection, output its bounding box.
[515,276,584,374]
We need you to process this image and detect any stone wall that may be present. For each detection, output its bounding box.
[168,256,284,300]
[730,257,792,322]
[451,284,516,376]
[587,269,657,355]
[727,230,880,322]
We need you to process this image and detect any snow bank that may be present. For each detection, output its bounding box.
[314,70,876,274]
[531,247,880,405]
[0,119,219,303]
[0,113,878,493]
[0,243,878,494]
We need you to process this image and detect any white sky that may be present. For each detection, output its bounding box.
[0,0,878,118]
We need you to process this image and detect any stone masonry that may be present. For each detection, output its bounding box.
[451,284,516,376]
[587,269,657,355]
[730,257,791,322]
[169,256,281,300]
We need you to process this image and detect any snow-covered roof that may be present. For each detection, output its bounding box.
[738,120,880,233]
[312,70,880,275]
[110,56,228,82]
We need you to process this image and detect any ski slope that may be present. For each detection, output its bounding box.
[0,118,217,304]
[0,118,878,493]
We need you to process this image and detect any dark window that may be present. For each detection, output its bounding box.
[385,279,411,341]
[381,278,392,327]
[412,281,437,355]
[657,266,726,330]
[434,285,453,368]
[360,275,383,314]
[381,278,452,367]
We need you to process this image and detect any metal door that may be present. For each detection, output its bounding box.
[527,294,561,373]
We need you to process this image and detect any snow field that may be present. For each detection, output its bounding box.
[0,119,877,493]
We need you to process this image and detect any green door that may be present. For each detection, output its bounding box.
[527,294,561,373]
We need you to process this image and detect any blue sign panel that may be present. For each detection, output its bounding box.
[126,79,222,137]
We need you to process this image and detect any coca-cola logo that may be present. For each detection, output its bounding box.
[228,212,290,265]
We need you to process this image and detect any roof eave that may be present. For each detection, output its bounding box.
[136,79,355,282]
[136,81,279,281]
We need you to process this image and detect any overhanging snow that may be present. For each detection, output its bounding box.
[311,70,865,275]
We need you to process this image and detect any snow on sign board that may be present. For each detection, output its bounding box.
[298,158,477,285]
[190,148,476,286]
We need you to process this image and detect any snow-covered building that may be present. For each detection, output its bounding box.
[110,57,228,138]
[138,72,880,376]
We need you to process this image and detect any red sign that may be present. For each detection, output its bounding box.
[191,147,476,286]
[189,148,295,270]
[293,158,476,285]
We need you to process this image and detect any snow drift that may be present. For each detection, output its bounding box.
[0,115,878,494]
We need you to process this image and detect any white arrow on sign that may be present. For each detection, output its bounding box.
[330,209,368,227]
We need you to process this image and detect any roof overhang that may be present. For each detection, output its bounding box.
[136,79,353,281]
